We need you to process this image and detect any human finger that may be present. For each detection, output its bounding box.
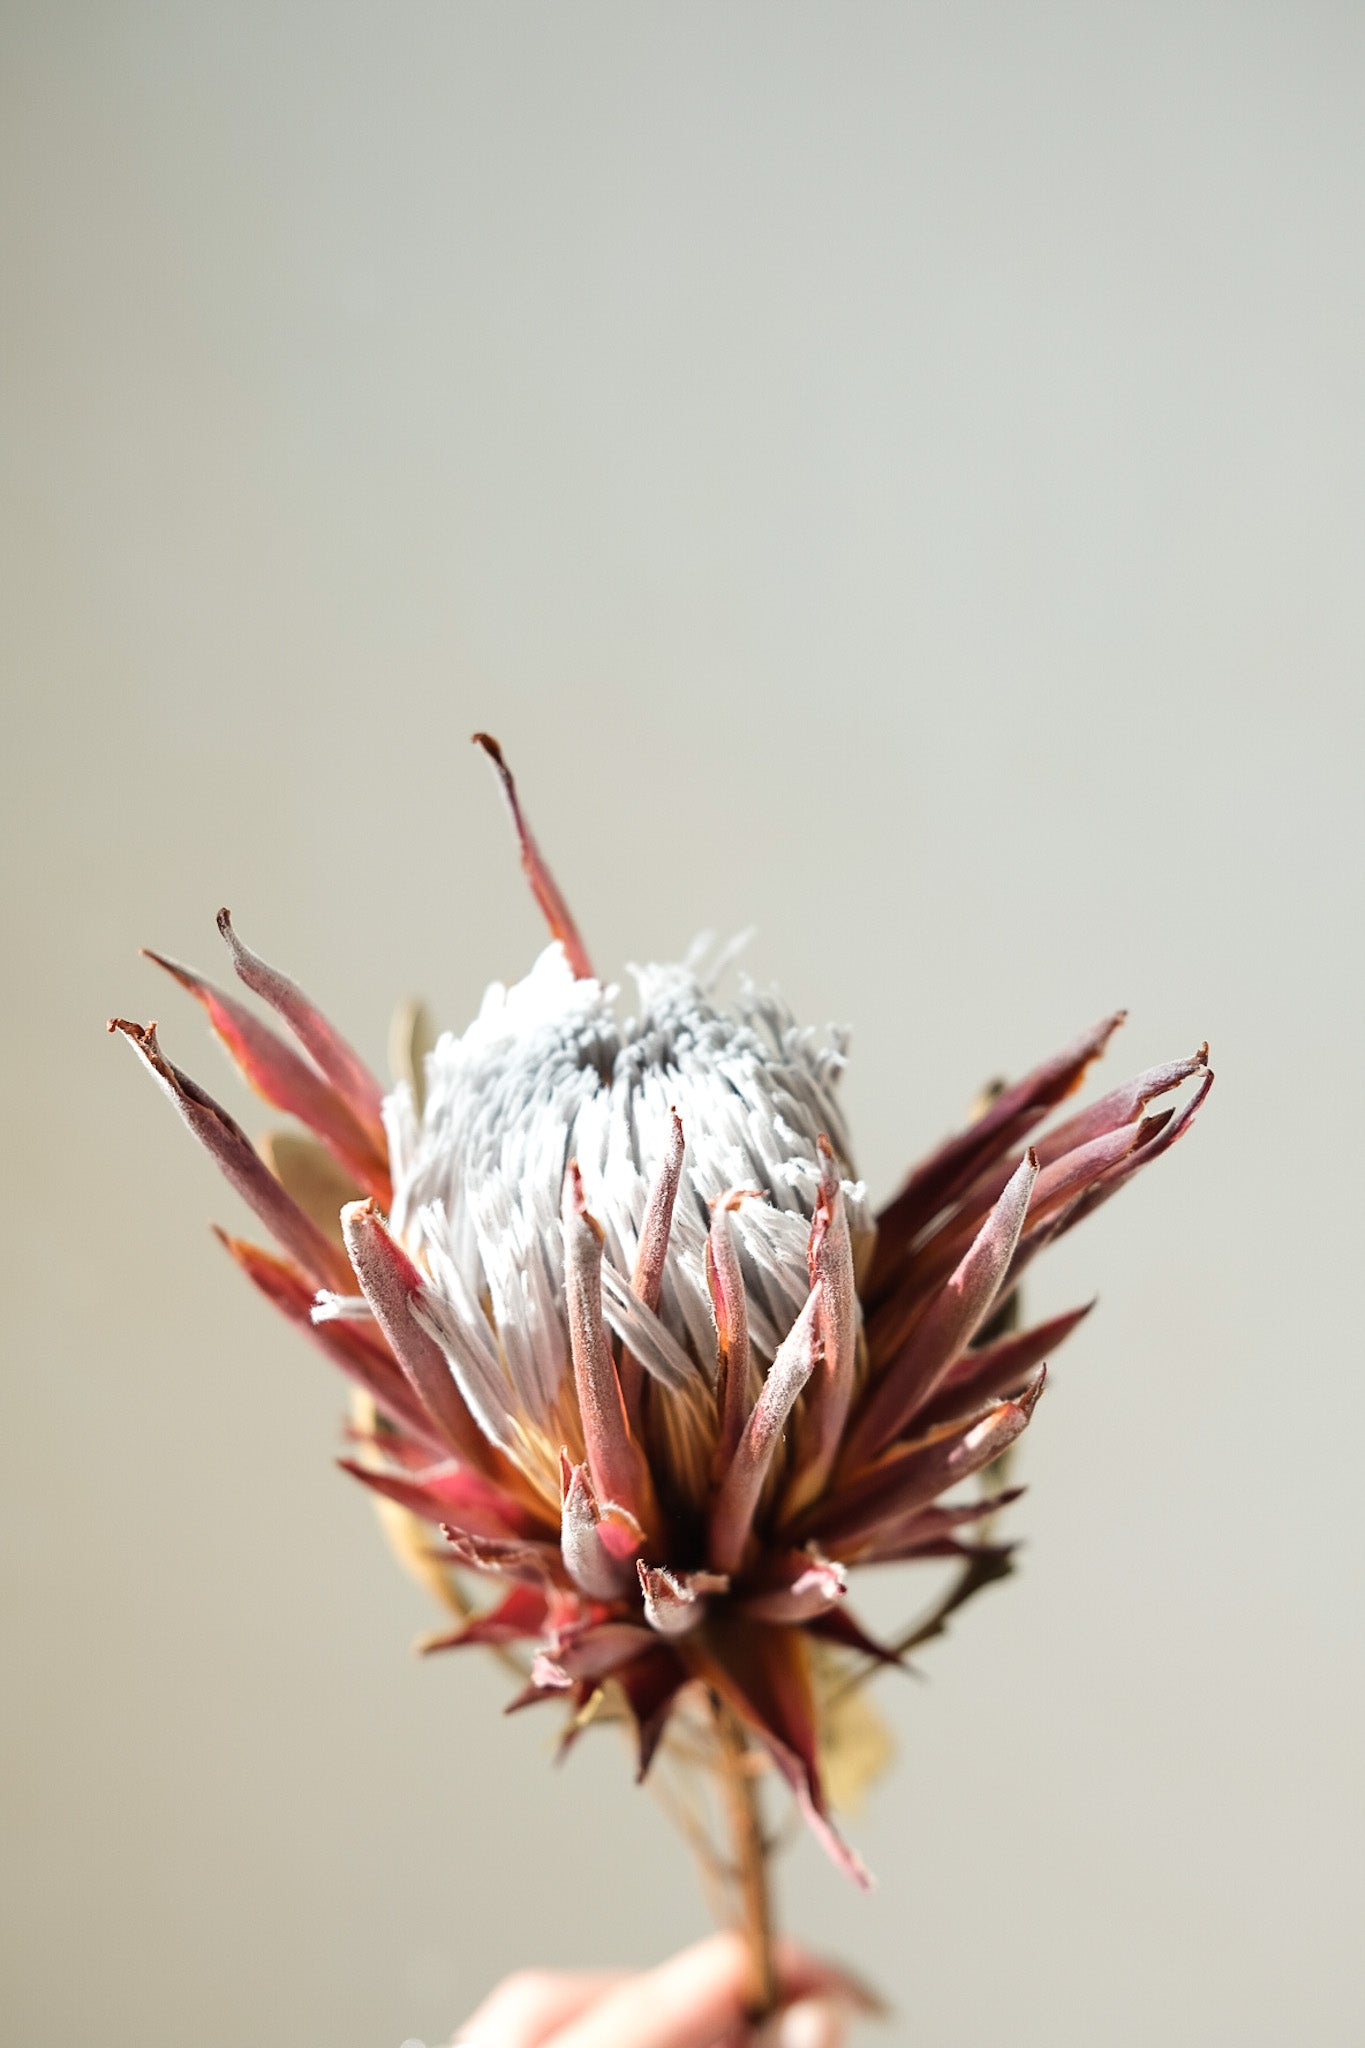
[544,1934,766,2048]
[752,1998,850,2048]
[455,1966,629,2047]
[768,1942,885,2020]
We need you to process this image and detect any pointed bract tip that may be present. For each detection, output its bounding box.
[471,734,595,980]
[139,945,194,987]
[1017,1362,1048,1418]
[1079,1009,1127,1057]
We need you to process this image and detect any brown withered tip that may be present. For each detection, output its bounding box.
[471,731,517,805]
[1016,1362,1048,1419]
[107,1015,157,1044]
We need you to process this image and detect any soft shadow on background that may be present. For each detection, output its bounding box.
[3,7,1362,2045]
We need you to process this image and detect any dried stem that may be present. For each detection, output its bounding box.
[710,1693,778,2023]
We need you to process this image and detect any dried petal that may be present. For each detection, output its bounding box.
[599,1265,701,1393]
[867,1011,1126,1304]
[819,1382,1044,1558]
[787,1139,859,1513]
[869,1489,1025,1562]
[531,1623,656,1691]
[636,1562,729,1636]
[1041,1063,1215,1243]
[957,1048,1211,1221]
[473,732,594,979]
[805,1604,906,1666]
[618,1109,686,1418]
[340,1199,494,1474]
[559,1452,635,1601]
[418,1583,551,1654]
[873,1051,1212,1341]
[706,1194,754,1477]
[215,910,385,1142]
[214,1229,440,1447]
[848,1151,1038,1464]
[742,1552,848,1623]
[614,1648,686,1781]
[631,1108,686,1313]
[142,948,389,1196]
[109,1018,353,1292]
[684,1619,871,1888]
[562,1164,655,1532]
[338,1457,538,1543]
[912,1303,1092,1431]
[709,1283,823,1576]
[441,1525,564,1585]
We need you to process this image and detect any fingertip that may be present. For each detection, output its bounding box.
[770,1941,886,2019]
[753,1998,849,2048]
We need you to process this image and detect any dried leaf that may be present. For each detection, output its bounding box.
[815,1664,896,1817]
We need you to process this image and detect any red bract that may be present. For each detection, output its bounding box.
[112,739,1211,1887]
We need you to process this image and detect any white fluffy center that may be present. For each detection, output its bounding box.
[383,943,865,1433]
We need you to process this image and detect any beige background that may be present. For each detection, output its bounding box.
[3,6,1362,2044]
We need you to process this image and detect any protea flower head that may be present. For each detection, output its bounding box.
[110,734,1211,1888]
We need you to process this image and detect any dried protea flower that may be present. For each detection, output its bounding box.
[111,736,1210,1986]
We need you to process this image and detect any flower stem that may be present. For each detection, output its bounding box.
[711,1694,778,2023]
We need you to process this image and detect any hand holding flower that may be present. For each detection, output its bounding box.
[453,1935,877,2048]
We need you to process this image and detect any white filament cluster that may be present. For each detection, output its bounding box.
[383,943,866,1435]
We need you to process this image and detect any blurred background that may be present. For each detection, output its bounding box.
[3,6,1362,2044]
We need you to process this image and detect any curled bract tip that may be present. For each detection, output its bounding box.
[108,1013,155,1044]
